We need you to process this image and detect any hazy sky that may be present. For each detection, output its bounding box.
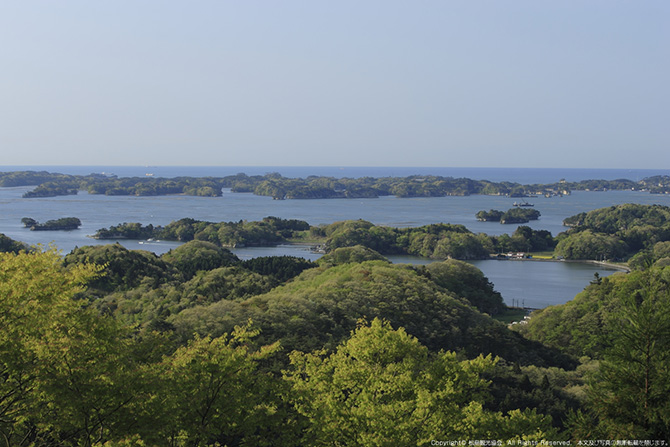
[1,1,668,168]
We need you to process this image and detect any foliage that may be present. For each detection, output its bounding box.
[241,255,317,283]
[214,219,284,247]
[170,261,576,369]
[578,267,670,439]
[490,226,557,254]
[476,209,504,222]
[22,217,82,231]
[64,244,178,292]
[627,240,670,270]
[500,208,541,224]
[178,266,275,306]
[563,204,670,234]
[141,324,289,446]
[317,245,390,266]
[323,220,491,260]
[23,181,79,198]
[95,217,562,261]
[286,319,557,444]
[21,217,37,227]
[477,208,541,224]
[424,259,505,315]
[0,233,29,253]
[484,361,585,431]
[0,249,142,446]
[559,204,670,260]
[518,266,670,438]
[323,220,399,254]
[12,196,670,443]
[518,273,626,359]
[93,222,156,240]
[555,230,628,260]
[162,240,239,279]
[0,170,70,187]
[95,217,312,248]
[6,170,670,200]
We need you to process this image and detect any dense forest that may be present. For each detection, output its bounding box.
[476,208,541,224]
[91,203,670,262]
[2,203,670,444]
[92,217,555,259]
[21,217,82,231]
[2,170,669,199]
[557,204,670,263]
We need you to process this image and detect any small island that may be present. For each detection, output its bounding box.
[476,208,541,224]
[21,217,82,231]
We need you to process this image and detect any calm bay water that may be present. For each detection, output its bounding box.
[1,166,667,308]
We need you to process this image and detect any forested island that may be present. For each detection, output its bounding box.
[1,203,669,444]
[90,203,670,266]
[476,208,541,224]
[92,216,554,259]
[21,217,82,231]
[2,170,669,199]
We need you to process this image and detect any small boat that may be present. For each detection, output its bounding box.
[513,200,534,207]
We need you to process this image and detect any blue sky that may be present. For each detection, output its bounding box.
[1,1,668,168]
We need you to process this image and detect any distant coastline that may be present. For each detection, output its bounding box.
[2,165,670,184]
[2,169,669,200]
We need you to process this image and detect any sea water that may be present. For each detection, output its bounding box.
[1,166,668,308]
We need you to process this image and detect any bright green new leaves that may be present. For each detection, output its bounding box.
[0,249,140,446]
[286,319,555,446]
[1,249,99,427]
[143,323,287,446]
[2,249,566,445]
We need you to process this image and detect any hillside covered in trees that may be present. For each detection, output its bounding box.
[2,215,670,443]
[557,203,670,263]
[2,203,670,444]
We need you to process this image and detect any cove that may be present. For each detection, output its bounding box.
[228,246,624,310]
[388,254,624,309]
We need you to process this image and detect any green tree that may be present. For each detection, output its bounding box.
[425,260,505,315]
[0,249,144,446]
[162,240,239,279]
[580,268,670,438]
[21,217,37,228]
[317,245,389,266]
[0,233,29,253]
[555,230,628,260]
[146,324,288,446]
[286,319,556,445]
[64,244,176,291]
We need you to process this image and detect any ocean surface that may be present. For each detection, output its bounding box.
[1,166,668,308]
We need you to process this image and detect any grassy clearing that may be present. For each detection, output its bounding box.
[528,251,555,259]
